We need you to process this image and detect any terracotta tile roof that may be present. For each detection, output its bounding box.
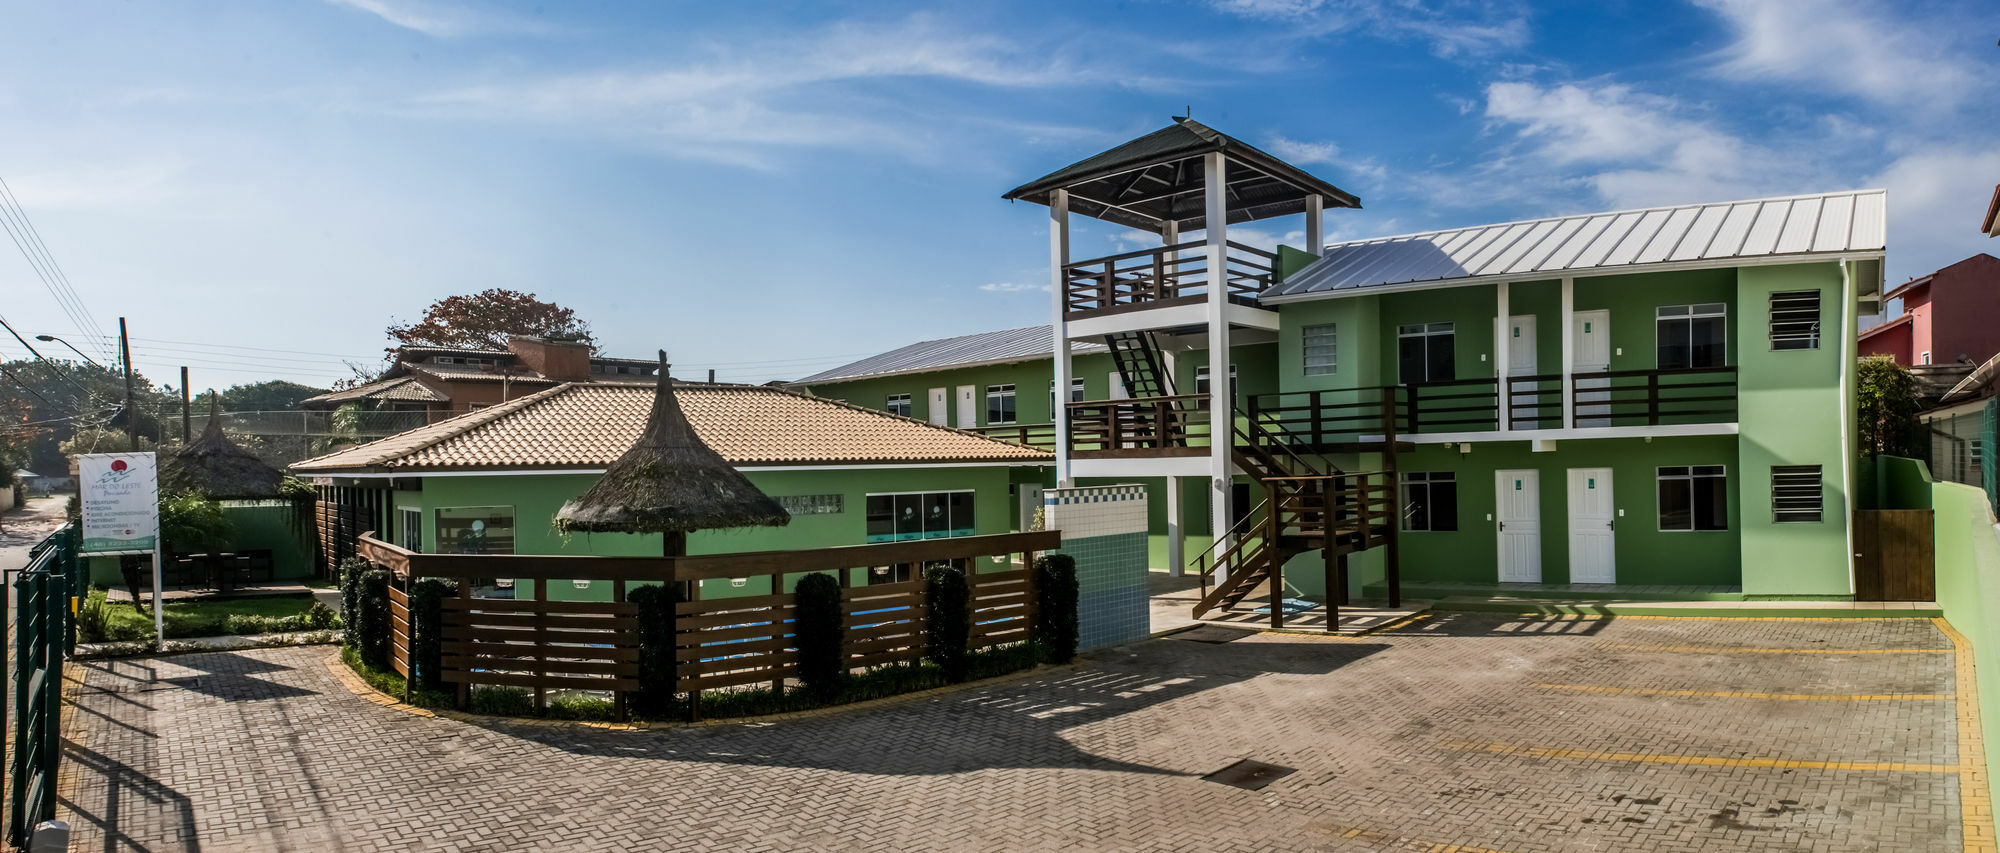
[291,383,1053,473]
[301,376,447,406]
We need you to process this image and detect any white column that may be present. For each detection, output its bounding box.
[1203,152,1234,565]
[1560,277,1575,430]
[1049,189,1073,487]
[1166,476,1185,576]
[1494,281,1510,434]
[1305,194,1324,256]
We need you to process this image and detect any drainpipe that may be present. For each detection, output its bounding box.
[1839,258,1857,597]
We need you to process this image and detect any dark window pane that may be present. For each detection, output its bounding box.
[1431,481,1459,531]
[1399,337,1425,383]
[1658,318,1690,369]
[947,492,974,536]
[894,494,923,541]
[1402,483,1429,531]
[1658,477,1692,530]
[1696,474,1729,530]
[1690,317,1726,368]
[922,493,950,538]
[1427,333,1456,382]
[866,495,895,542]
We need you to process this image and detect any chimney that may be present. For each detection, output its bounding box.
[507,335,592,382]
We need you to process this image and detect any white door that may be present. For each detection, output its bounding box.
[956,385,976,428]
[1495,469,1542,583]
[1504,315,1539,429]
[1108,371,1128,400]
[928,388,948,426]
[1573,310,1611,428]
[1567,468,1616,583]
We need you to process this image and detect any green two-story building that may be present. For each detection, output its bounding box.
[797,117,1886,607]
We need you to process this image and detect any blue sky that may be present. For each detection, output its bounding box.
[0,0,1994,390]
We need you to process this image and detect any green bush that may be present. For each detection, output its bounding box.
[338,557,371,649]
[352,567,392,669]
[306,601,339,631]
[469,686,533,716]
[793,572,845,699]
[408,578,453,693]
[628,583,681,716]
[343,645,452,709]
[76,587,111,643]
[1034,554,1080,663]
[924,563,970,682]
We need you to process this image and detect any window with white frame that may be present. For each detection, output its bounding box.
[1658,465,1728,531]
[1657,303,1727,369]
[1921,351,1933,365]
[885,393,911,417]
[985,384,1016,425]
[1769,290,1821,351]
[1049,378,1084,412]
[1397,322,1455,382]
[1401,472,1458,531]
[1303,323,1337,376]
[1770,465,1823,523]
[1194,364,1237,398]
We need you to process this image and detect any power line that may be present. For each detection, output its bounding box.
[0,312,97,397]
[0,178,112,362]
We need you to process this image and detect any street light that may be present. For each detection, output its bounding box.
[32,334,103,368]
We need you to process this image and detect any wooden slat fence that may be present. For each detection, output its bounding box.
[355,530,1063,719]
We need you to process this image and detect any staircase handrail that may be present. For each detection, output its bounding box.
[1189,497,1271,593]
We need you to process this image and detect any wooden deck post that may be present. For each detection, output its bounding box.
[455,577,472,710]
[533,577,549,714]
[771,571,787,696]
[613,579,628,722]
[1266,481,1282,629]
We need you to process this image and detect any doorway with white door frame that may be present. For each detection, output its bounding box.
[955,385,976,429]
[1567,467,1616,583]
[928,388,948,426]
[1495,469,1542,582]
[1573,310,1611,428]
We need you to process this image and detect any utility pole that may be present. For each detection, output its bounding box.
[180,366,191,442]
[120,317,136,451]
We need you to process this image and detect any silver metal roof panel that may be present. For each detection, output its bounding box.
[791,325,1106,385]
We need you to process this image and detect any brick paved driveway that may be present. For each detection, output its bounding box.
[58,612,1969,852]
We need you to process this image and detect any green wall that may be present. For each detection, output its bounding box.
[412,465,1025,601]
[86,501,314,588]
[1932,480,2000,815]
[1735,262,1852,597]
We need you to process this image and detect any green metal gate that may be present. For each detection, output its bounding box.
[11,522,76,847]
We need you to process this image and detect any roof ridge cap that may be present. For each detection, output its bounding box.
[1323,188,1886,250]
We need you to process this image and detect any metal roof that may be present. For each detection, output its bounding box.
[1002,117,1360,234]
[791,326,1107,386]
[1264,190,1887,300]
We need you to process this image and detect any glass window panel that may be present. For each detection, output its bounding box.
[1690,316,1726,367]
[893,494,924,541]
[866,495,896,542]
[435,506,515,555]
[1426,333,1455,381]
[1431,481,1459,531]
[1658,477,1692,531]
[1658,317,1691,369]
[1696,473,1729,530]
[947,492,974,536]
[922,493,950,538]
[1401,482,1430,531]
[1398,337,1425,383]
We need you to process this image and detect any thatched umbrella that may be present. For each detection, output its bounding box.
[557,353,788,555]
[159,397,284,499]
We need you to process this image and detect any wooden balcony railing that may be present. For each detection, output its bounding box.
[965,423,1058,449]
[1066,395,1211,455]
[1247,366,1739,446]
[1061,241,1279,318]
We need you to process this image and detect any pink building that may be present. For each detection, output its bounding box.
[1859,253,2000,366]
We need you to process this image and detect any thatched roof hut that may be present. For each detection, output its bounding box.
[557,354,788,552]
[158,398,285,499]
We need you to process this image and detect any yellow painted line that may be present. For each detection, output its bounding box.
[1600,643,1952,655]
[1445,740,1959,774]
[1933,617,1998,853]
[1533,682,1949,702]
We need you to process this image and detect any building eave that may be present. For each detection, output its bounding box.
[1257,250,1885,305]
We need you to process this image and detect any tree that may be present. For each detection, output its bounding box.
[2,358,171,475]
[1857,355,1924,459]
[191,380,327,413]
[385,289,594,353]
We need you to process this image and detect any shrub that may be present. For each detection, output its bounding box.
[351,567,392,670]
[305,601,339,631]
[76,587,110,644]
[628,583,680,716]
[337,557,372,649]
[924,562,970,682]
[407,578,454,693]
[1034,554,1080,663]
[793,572,845,699]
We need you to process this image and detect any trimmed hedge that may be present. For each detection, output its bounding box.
[407,578,454,693]
[1034,554,1080,663]
[924,563,970,682]
[794,572,845,699]
[347,566,392,670]
[337,557,370,650]
[628,583,680,716]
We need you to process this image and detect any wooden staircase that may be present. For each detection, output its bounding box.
[1104,331,1175,399]
[1190,417,1400,625]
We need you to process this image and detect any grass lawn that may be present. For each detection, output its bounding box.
[92,592,336,642]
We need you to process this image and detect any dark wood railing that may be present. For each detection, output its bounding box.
[1061,241,1279,317]
[1503,373,1564,430]
[1067,394,1211,455]
[965,422,1058,449]
[358,530,1060,719]
[1570,365,1736,427]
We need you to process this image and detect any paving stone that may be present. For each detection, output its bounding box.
[56,611,1963,851]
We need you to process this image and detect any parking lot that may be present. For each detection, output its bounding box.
[59,611,1971,852]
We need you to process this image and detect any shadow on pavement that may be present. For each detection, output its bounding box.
[59,740,203,853]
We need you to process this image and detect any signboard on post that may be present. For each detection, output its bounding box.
[77,453,160,555]
[78,452,165,645]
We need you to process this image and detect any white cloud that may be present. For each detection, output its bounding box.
[397,15,1173,168]
[1208,0,1530,57]
[1480,80,1789,209]
[326,0,559,38]
[1869,145,2000,279]
[1692,0,1978,112]
[978,281,1048,293]
[1266,135,1388,187]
